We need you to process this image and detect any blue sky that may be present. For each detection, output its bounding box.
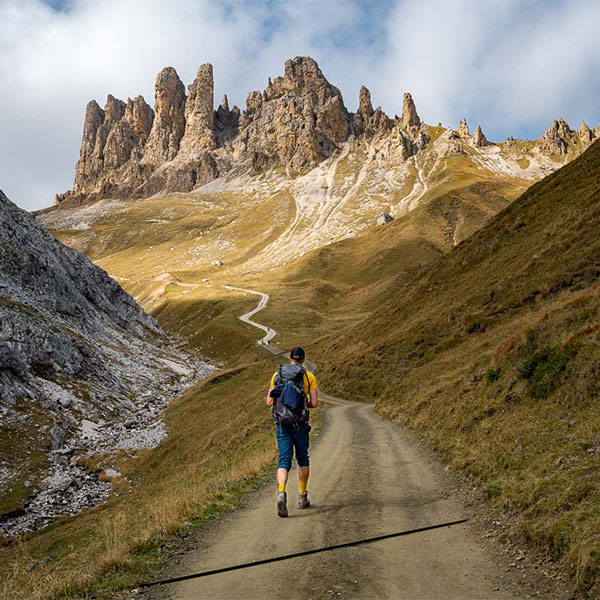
[1,0,599,210]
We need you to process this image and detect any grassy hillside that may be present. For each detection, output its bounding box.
[315,140,600,596]
[0,358,283,599]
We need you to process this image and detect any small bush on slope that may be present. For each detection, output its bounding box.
[315,140,600,597]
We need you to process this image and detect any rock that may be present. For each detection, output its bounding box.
[142,67,187,166]
[472,125,488,147]
[579,121,594,146]
[179,63,216,157]
[538,118,572,156]
[214,94,240,145]
[376,212,394,225]
[354,86,391,136]
[457,119,470,138]
[358,85,374,119]
[401,93,421,130]
[233,56,351,170]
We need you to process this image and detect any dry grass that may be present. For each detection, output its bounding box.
[0,359,286,599]
[315,140,600,598]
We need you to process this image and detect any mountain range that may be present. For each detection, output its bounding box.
[1,55,599,599]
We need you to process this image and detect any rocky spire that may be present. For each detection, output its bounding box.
[401,93,420,130]
[580,120,593,146]
[142,67,186,166]
[472,124,488,147]
[538,118,572,156]
[124,96,154,141]
[358,86,374,119]
[179,63,216,157]
[221,94,230,111]
[457,119,470,137]
[73,100,105,193]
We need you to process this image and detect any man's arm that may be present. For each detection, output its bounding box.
[308,388,318,409]
[267,373,276,407]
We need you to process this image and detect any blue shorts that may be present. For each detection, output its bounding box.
[275,423,311,471]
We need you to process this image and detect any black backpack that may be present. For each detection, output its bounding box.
[270,363,309,429]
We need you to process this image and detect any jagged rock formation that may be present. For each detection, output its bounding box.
[142,67,186,166]
[353,86,392,137]
[0,189,209,537]
[472,124,488,147]
[580,121,594,146]
[401,93,420,130]
[55,56,597,207]
[457,119,470,138]
[232,56,351,170]
[538,117,574,156]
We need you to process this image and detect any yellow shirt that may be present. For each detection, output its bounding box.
[270,369,318,397]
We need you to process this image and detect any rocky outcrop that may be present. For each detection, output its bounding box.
[353,86,392,137]
[214,94,240,145]
[0,189,211,538]
[580,121,594,146]
[401,93,420,130]
[142,67,186,166]
[376,212,394,225]
[58,55,583,207]
[457,119,470,138]
[232,56,351,170]
[472,125,488,147]
[179,63,216,157]
[538,118,573,156]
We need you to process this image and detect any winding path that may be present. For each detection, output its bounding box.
[224,285,279,351]
[154,287,536,599]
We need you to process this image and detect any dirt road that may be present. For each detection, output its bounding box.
[142,289,530,599]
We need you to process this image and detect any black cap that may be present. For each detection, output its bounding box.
[290,346,305,360]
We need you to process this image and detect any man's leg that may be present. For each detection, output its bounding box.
[277,467,288,491]
[294,424,311,508]
[275,425,293,517]
[298,466,309,494]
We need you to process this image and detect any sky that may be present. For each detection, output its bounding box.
[1,0,599,211]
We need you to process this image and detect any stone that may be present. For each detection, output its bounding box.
[472,125,488,147]
[538,118,572,156]
[179,63,216,157]
[233,56,351,170]
[401,93,421,130]
[457,119,470,137]
[142,67,186,166]
[376,212,394,225]
[214,94,240,145]
[579,121,594,146]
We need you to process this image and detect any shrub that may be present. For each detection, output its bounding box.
[517,344,579,399]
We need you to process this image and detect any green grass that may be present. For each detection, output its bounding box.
[314,140,600,598]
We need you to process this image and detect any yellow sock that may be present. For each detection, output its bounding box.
[299,480,307,495]
[278,483,286,493]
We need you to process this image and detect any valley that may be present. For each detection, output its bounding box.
[1,53,598,600]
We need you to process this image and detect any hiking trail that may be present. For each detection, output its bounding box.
[148,287,544,599]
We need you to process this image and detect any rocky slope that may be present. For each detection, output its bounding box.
[54,56,599,208]
[0,189,212,539]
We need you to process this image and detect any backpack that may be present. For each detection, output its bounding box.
[270,363,309,429]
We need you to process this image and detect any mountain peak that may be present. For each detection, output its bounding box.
[401,93,420,130]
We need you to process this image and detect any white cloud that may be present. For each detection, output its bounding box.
[0,0,598,211]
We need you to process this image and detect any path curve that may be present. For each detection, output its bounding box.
[154,287,533,599]
[224,285,280,352]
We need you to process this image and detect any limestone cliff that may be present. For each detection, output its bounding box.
[55,56,597,206]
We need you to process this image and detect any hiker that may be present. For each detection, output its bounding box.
[267,346,318,518]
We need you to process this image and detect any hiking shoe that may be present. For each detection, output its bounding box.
[298,492,310,509]
[277,491,288,518]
